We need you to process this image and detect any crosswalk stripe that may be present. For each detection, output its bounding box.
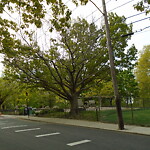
[35,132,60,138]
[15,128,40,132]
[67,140,91,146]
[1,125,28,129]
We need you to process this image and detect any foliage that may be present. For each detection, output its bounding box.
[100,81,114,97]
[2,18,108,115]
[135,45,150,99]
[0,78,21,108]
[106,13,138,100]
[0,77,56,109]
[101,13,138,70]
[81,13,138,102]
[134,0,150,14]
[0,0,71,28]
[117,70,139,100]
[0,0,138,116]
[84,13,138,100]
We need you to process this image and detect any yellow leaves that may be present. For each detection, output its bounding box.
[135,45,150,98]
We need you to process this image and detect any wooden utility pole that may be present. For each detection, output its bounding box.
[101,0,124,130]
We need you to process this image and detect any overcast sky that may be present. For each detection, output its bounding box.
[0,0,150,76]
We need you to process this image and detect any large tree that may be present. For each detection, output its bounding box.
[2,18,108,115]
[0,0,138,125]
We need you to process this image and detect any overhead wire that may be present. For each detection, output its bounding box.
[65,0,71,5]
[85,0,112,18]
[135,25,150,33]
[125,12,145,19]
[88,0,136,24]
[127,17,150,25]
[108,0,135,12]
[121,25,150,37]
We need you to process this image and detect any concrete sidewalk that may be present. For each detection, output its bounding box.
[3,115,150,136]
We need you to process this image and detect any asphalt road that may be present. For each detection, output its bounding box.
[0,116,149,150]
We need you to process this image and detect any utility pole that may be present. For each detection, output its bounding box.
[101,0,124,130]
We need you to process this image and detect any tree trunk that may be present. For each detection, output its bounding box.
[116,95,124,130]
[70,94,79,116]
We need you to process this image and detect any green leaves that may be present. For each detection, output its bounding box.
[134,0,150,14]
[105,13,137,70]
[117,70,138,98]
[72,0,89,5]
[135,45,150,99]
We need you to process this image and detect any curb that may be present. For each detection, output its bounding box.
[2,115,150,136]
[15,116,150,136]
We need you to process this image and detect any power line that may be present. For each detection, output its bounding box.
[136,25,150,33]
[135,29,150,35]
[71,0,138,24]
[65,0,71,5]
[86,9,98,18]
[128,17,150,25]
[121,25,150,37]
[126,12,145,19]
[86,0,137,24]
[108,0,135,12]
[85,0,111,19]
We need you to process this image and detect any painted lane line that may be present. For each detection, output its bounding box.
[35,132,60,138]
[0,123,6,125]
[15,128,40,133]
[67,140,91,146]
[1,125,28,129]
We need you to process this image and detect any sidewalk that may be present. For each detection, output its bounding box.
[3,115,150,136]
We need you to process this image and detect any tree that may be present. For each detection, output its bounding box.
[117,70,139,105]
[0,78,21,109]
[135,45,150,100]
[100,12,138,96]
[2,18,108,115]
[0,0,138,124]
[16,88,56,109]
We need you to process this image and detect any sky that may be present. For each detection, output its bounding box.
[0,0,150,76]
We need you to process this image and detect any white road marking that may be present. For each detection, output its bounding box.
[67,140,91,146]
[0,123,6,125]
[1,125,28,129]
[35,132,60,138]
[15,128,40,132]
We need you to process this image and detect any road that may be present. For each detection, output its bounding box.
[0,115,149,150]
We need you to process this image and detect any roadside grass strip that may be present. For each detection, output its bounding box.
[15,128,40,132]
[1,125,28,129]
[35,132,60,138]
[67,140,91,146]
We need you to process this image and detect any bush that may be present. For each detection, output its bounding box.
[52,108,64,112]
[19,107,25,115]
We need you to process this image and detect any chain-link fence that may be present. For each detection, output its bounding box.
[0,98,150,126]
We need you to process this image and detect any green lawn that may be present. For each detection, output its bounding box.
[81,109,150,127]
[39,108,150,127]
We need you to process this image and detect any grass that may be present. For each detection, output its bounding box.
[38,108,150,127]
